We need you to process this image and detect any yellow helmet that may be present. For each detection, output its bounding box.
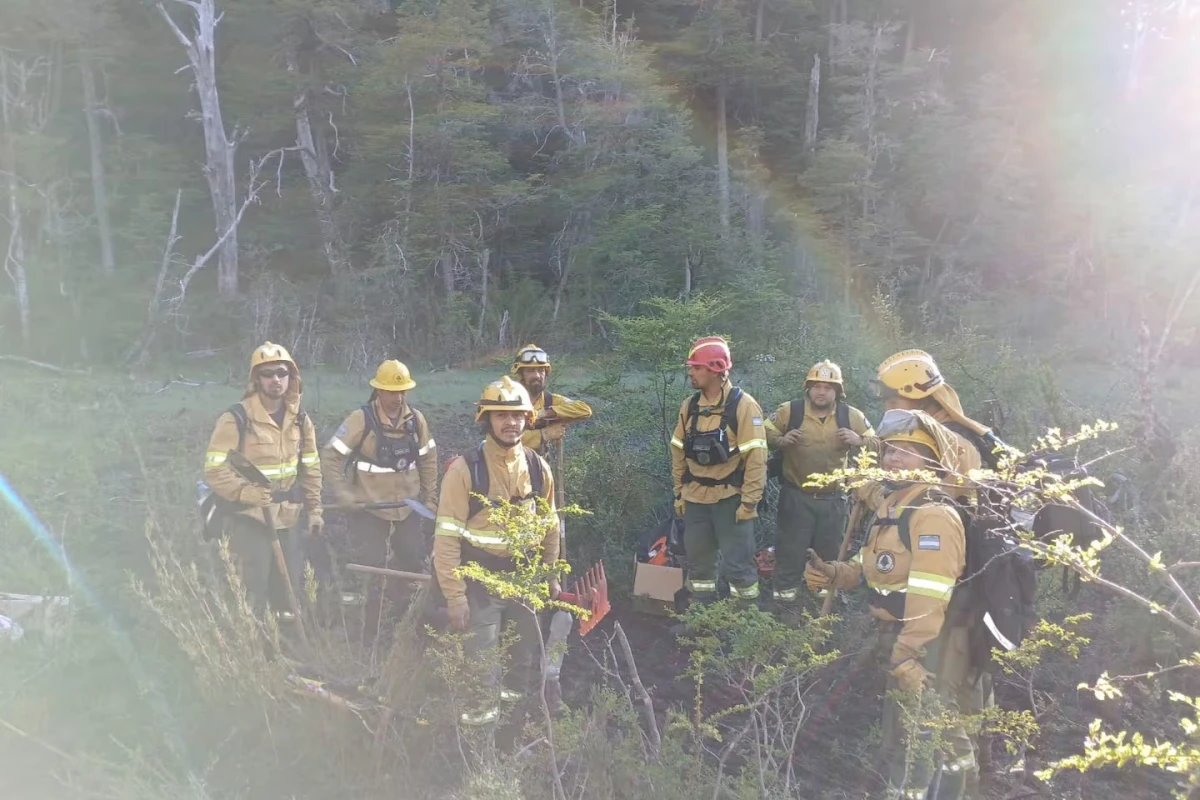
[805,360,844,390]
[512,343,551,374]
[475,375,535,423]
[249,341,298,375]
[877,409,943,461]
[369,359,416,392]
[875,349,943,400]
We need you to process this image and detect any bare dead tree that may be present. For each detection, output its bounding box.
[286,20,349,276]
[0,51,52,345]
[167,149,290,311]
[803,54,821,155]
[80,57,116,276]
[158,0,241,296]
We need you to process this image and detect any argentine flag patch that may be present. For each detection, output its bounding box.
[918,535,941,551]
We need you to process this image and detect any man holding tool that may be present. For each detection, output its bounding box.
[323,360,439,645]
[202,342,322,628]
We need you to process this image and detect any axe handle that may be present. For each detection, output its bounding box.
[345,563,431,583]
[264,507,309,646]
[821,499,862,617]
[556,442,567,558]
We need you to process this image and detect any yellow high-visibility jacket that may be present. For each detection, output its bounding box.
[322,398,438,521]
[433,438,558,608]
[203,392,322,530]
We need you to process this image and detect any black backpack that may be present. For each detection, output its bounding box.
[347,403,420,477]
[895,492,1037,672]
[198,403,309,540]
[766,400,851,481]
[463,441,546,521]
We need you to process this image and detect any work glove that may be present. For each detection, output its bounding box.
[735,502,758,523]
[549,578,562,601]
[542,423,567,443]
[238,485,273,507]
[447,598,470,632]
[891,659,934,693]
[804,549,860,592]
[804,550,835,592]
[674,497,686,518]
[308,517,325,537]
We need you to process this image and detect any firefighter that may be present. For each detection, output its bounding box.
[511,344,593,455]
[203,342,323,619]
[322,360,438,643]
[805,410,978,800]
[433,376,559,726]
[764,360,878,603]
[670,336,768,602]
[871,349,1003,475]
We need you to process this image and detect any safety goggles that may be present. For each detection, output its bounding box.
[257,367,291,379]
[517,349,549,366]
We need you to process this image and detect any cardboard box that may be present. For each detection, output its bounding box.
[632,559,684,603]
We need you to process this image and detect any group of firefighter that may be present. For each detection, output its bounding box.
[204,335,999,800]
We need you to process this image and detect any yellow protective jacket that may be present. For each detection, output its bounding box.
[433,438,558,608]
[764,399,879,490]
[522,390,593,453]
[670,380,768,507]
[203,392,322,531]
[830,482,965,668]
[322,398,438,521]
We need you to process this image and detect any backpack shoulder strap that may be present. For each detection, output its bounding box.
[722,386,743,434]
[895,491,959,552]
[524,449,546,498]
[227,404,248,453]
[543,391,554,411]
[786,398,802,433]
[465,442,490,520]
[836,401,850,431]
[686,392,702,434]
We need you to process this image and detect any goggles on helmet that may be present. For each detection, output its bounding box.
[866,379,898,400]
[517,349,550,366]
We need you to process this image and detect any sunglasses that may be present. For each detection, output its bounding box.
[518,350,549,365]
[258,368,291,379]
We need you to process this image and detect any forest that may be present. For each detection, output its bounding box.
[2,0,1200,799]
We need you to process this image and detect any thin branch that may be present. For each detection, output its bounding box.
[0,355,89,375]
[613,621,661,758]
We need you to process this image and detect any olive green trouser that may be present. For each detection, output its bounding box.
[466,590,542,701]
[347,511,428,644]
[683,495,759,599]
[879,624,980,800]
[223,514,302,619]
[773,482,847,601]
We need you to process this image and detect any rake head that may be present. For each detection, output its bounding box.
[557,560,610,637]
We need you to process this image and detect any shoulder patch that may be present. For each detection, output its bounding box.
[752,416,763,427]
[335,423,349,439]
[918,535,941,551]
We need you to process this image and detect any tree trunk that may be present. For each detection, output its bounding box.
[903,1,917,64]
[803,54,821,155]
[754,0,765,44]
[477,248,490,340]
[0,53,31,345]
[159,0,240,296]
[81,59,116,276]
[716,81,730,235]
[294,87,347,275]
[683,251,692,300]
[440,248,455,301]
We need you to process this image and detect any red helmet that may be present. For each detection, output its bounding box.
[685,336,732,373]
